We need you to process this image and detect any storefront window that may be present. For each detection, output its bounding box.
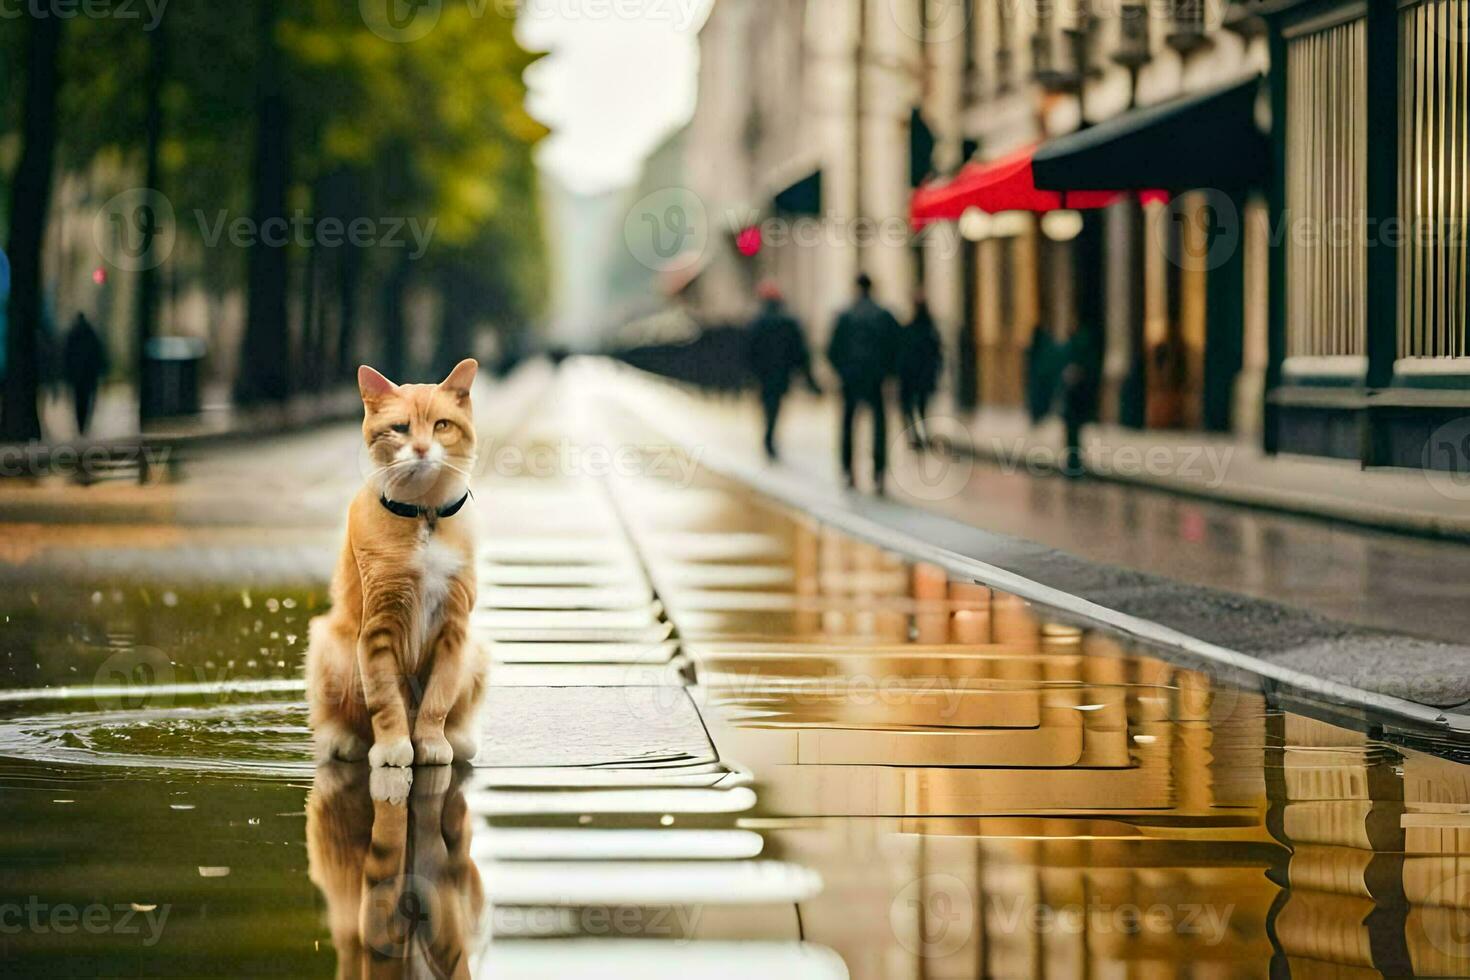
[1284,18,1367,360]
[1398,0,1469,361]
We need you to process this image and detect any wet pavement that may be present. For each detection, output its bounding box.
[597,366,1470,717]
[598,368,1470,649]
[2,369,1469,978]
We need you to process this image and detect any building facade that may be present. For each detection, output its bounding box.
[682,0,1467,468]
[1250,0,1469,467]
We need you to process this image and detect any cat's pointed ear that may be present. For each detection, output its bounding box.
[358,365,398,402]
[439,358,478,401]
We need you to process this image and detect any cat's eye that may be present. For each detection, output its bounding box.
[390,423,410,434]
[434,420,450,432]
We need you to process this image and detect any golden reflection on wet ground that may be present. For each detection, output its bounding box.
[458,404,1470,979]
[0,397,1468,978]
[604,447,1469,979]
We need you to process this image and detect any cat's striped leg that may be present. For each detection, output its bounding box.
[443,641,488,763]
[359,601,415,768]
[306,615,371,762]
[413,577,475,766]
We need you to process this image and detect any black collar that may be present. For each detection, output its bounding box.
[379,491,470,529]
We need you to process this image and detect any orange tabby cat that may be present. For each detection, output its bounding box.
[306,359,487,767]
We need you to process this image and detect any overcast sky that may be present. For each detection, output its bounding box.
[517,1,713,196]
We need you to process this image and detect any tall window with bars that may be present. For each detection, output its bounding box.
[1398,0,1469,361]
[1284,18,1367,360]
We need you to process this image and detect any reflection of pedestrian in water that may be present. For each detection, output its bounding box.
[746,281,819,460]
[898,293,943,450]
[828,273,902,494]
[62,313,108,437]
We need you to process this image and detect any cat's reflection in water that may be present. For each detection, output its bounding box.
[307,762,483,979]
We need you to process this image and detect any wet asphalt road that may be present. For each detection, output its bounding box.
[2,362,1470,978]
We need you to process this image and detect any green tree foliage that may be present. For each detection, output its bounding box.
[281,1,548,322]
[1,0,546,431]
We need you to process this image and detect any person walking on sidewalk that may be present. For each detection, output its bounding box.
[746,280,820,460]
[1060,325,1101,477]
[827,273,902,494]
[62,312,108,438]
[898,293,943,450]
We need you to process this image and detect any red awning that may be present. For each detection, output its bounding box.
[910,144,1127,229]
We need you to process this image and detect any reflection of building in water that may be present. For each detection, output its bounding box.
[1402,752,1470,978]
[618,469,1470,979]
[1266,715,1408,976]
[1266,715,1470,978]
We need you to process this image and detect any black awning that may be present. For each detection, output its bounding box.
[1033,75,1268,193]
[773,169,822,215]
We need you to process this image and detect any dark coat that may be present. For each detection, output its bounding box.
[62,314,108,387]
[747,301,815,394]
[898,307,942,397]
[1062,326,1102,427]
[827,296,902,392]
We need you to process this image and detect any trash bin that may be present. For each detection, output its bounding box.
[143,336,207,418]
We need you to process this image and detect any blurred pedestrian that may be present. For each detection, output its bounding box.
[62,312,108,437]
[1024,327,1065,425]
[898,293,942,450]
[746,280,819,460]
[827,273,902,493]
[1060,326,1101,477]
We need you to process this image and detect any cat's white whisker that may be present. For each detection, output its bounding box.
[440,461,474,479]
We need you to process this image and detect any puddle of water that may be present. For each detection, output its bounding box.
[609,455,1470,979]
[0,423,1467,978]
[0,758,327,977]
[0,580,324,714]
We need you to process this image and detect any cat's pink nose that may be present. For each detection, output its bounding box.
[413,444,430,458]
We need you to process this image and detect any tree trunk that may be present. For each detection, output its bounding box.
[135,18,167,428]
[322,169,365,382]
[299,234,320,390]
[379,250,411,381]
[1,14,63,442]
[234,0,292,406]
[336,234,363,380]
[433,264,475,378]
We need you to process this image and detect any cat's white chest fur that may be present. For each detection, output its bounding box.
[414,534,464,657]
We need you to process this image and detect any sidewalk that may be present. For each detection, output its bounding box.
[589,361,1470,725]
[0,361,555,528]
[36,380,365,444]
[953,406,1470,541]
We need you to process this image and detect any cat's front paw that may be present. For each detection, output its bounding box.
[447,726,480,763]
[413,734,454,767]
[368,736,414,768]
